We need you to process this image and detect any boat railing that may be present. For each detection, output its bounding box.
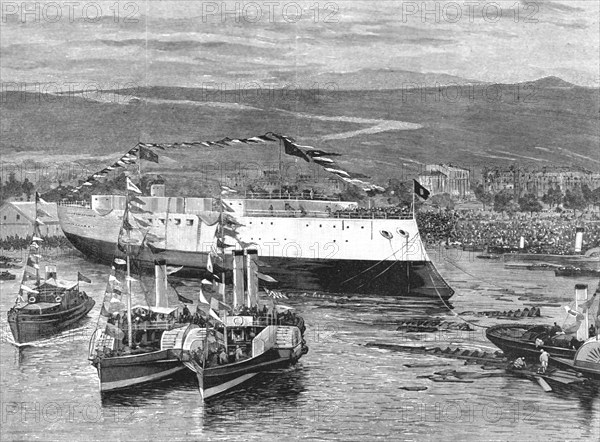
[241,191,341,201]
[244,209,414,220]
[56,200,91,208]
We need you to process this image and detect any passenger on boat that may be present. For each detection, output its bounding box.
[512,357,526,370]
[181,305,191,323]
[535,338,544,348]
[235,345,245,361]
[590,324,597,338]
[549,322,562,335]
[539,349,549,374]
[219,347,228,365]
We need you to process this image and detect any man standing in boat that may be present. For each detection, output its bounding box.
[539,349,549,374]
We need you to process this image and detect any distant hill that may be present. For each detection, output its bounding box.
[304,68,482,90]
[1,77,598,192]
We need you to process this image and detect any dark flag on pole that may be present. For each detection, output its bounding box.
[139,146,159,163]
[413,180,430,200]
[282,138,311,162]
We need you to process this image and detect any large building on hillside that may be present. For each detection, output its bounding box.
[483,166,600,197]
[418,164,471,198]
[0,202,62,239]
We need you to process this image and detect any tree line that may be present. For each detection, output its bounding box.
[474,183,600,214]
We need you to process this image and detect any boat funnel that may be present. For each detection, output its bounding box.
[246,249,259,308]
[575,284,589,341]
[574,227,584,254]
[232,250,245,309]
[155,259,169,308]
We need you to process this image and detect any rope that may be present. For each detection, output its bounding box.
[442,256,512,291]
[429,272,489,330]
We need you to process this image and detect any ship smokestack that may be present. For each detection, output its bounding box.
[574,227,584,254]
[575,284,588,341]
[232,250,245,308]
[245,249,259,308]
[154,259,169,308]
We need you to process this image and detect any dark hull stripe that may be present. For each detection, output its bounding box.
[64,232,454,299]
[97,350,186,391]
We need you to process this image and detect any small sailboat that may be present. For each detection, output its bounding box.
[7,192,95,344]
[88,182,196,392]
[176,249,309,400]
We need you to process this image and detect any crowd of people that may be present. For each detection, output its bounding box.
[0,235,71,250]
[333,206,412,219]
[417,211,600,255]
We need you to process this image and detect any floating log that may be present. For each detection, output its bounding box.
[460,307,542,318]
[396,319,474,332]
[365,343,507,366]
[399,386,428,391]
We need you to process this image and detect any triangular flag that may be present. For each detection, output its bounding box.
[32,236,43,242]
[77,272,92,283]
[257,273,277,283]
[209,308,223,323]
[199,288,209,304]
[126,177,142,194]
[114,258,127,265]
[166,266,183,275]
[20,285,39,294]
[207,254,213,273]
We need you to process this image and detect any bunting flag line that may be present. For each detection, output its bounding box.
[69,132,386,196]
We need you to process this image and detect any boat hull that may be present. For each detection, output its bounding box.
[95,349,187,392]
[200,347,304,399]
[63,231,453,299]
[486,324,576,360]
[8,298,95,344]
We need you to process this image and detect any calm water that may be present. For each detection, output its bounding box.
[1,248,599,441]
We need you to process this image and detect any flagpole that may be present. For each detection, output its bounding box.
[125,188,133,349]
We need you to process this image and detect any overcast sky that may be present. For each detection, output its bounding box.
[1,0,598,89]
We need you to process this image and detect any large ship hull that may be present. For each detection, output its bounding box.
[8,298,96,344]
[58,199,454,299]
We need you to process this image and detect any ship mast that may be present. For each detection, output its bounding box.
[125,195,133,349]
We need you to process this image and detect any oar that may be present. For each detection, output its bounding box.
[535,376,553,392]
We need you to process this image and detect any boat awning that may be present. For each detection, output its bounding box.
[131,305,178,315]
